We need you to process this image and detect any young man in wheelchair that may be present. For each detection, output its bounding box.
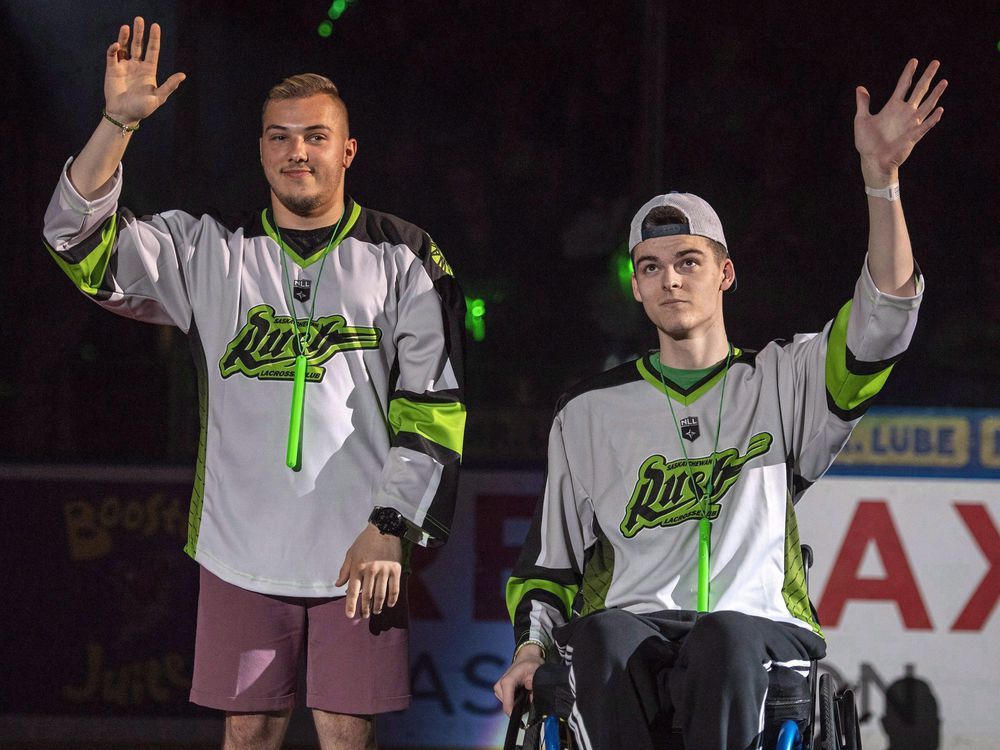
[494,59,946,750]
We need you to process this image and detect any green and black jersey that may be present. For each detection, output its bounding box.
[508,261,922,647]
[44,159,465,596]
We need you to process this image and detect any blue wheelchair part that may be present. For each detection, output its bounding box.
[775,719,802,750]
[542,716,561,750]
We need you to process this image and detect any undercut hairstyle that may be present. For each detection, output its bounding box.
[262,73,349,132]
[641,206,728,263]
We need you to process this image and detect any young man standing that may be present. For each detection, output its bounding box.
[495,59,945,750]
[43,18,465,750]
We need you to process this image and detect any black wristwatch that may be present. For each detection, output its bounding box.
[368,506,407,537]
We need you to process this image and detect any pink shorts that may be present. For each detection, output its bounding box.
[190,566,410,714]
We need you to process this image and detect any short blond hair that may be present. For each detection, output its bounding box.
[262,73,348,130]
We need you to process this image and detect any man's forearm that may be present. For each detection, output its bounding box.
[862,164,917,297]
[68,115,137,200]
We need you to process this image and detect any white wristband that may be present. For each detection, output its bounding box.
[865,183,900,201]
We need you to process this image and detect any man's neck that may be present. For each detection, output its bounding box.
[657,325,730,370]
[270,194,346,230]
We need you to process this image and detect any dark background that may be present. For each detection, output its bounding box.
[1,2,997,747]
[1,0,997,459]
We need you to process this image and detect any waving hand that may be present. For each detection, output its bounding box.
[104,17,186,124]
[854,59,946,185]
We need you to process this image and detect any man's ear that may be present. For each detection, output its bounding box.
[631,273,642,303]
[343,138,358,168]
[721,259,736,291]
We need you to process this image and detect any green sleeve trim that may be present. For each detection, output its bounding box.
[387,397,466,456]
[45,214,118,296]
[505,576,579,624]
[825,300,894,412]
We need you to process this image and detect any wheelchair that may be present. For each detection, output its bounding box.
[503,546,862,750]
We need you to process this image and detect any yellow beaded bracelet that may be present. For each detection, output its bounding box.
[513,638,547,662]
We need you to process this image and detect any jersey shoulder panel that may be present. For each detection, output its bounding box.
[213,208,268,239]
[352,205,428,255]
[556,358,646,414]
[204,208,260,236]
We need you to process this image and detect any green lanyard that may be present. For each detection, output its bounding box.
[656,344,732,612]
[274,209,346,470]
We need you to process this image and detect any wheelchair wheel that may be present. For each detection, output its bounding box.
[505,689,541,750]
[816,675,864,750]
[817,674,837,750]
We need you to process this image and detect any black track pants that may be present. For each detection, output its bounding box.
[553,608,825,750]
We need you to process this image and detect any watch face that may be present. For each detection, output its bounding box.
[372,507,405,536]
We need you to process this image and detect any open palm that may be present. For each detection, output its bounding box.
[104,17,185,123]
[854,59,947,179]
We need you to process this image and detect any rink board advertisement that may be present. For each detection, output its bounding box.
[1,408,998,749]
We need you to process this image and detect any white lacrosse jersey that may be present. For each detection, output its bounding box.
[508,261,922,644]
[44,159,465,596]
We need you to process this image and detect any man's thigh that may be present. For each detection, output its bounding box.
[304,577,410,715]
[550,609,689,748]
[554,608,693,666]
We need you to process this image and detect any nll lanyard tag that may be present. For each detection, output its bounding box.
[286,353,308,470]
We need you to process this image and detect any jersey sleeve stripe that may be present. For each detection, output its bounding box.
[388,396,466,457]
[825,300,897,417]
[844,346,906,375]
[391,388,463,405]
[507,577,579,627]
[43,212,118,296]
[393,430,460,466]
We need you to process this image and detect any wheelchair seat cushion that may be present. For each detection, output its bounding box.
[763,665,812,724]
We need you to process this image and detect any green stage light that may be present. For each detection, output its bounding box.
[465,296,486,342]
[328,0,347,19]
[317,19,333,37]
[612,243,633,298]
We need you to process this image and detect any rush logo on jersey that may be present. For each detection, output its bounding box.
[219,304,381,382]
[620,432,773,537]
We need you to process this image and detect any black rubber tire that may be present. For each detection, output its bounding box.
[817,674,837,750]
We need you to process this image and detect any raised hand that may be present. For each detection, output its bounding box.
[854,59,947,185]
[104,17,186,124]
